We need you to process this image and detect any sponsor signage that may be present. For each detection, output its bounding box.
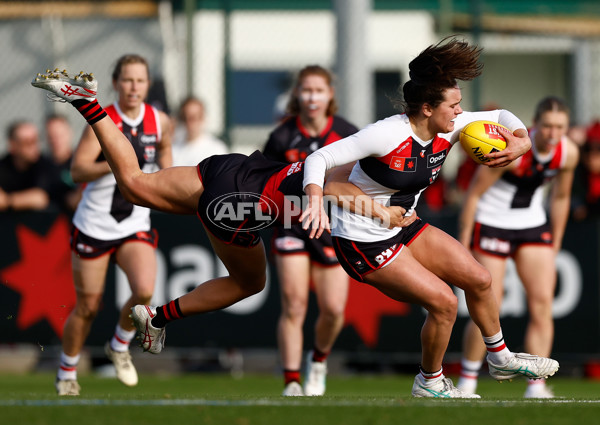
[0,211,595,356]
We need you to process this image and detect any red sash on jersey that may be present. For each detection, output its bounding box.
[104,103,159,137]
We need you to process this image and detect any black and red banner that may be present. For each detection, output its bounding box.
[0,211,596,359]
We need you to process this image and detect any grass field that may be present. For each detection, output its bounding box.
[3,372,600,425]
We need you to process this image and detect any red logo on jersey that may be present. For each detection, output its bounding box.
[285,149,306,163]
[390,156,416,172]
[144,146,156,163]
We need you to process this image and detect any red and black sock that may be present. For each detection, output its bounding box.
[484,336,507,353]
[311,347,329,363]
[151,298,185,328]
[283,369,301,385]
[72,99,107,125]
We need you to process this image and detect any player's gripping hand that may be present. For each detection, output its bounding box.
[486,127,531,168]
[300,184,330,239]
[381,206,418,229]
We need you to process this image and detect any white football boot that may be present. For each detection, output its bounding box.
[31,69,97,103]
[55,378,81,396]
[456,376,478,395]
[487,353,559,381]
[303,351,327,396]
[130,305,166,354]
[104,342,139,386]
[282,381,304,396]
[524,380,555,399]
[412,374,481,399]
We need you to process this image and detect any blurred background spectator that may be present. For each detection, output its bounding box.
[0,120,54,212]
[171,96,228,166]
[572,121,600,220]
[44,114,81,214]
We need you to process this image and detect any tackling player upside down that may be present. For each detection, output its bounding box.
[30,68,410,346]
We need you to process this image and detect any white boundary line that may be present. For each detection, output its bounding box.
[1,398,600,407]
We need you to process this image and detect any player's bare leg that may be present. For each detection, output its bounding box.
[304,265,348,396]
[131,233,268,353]
[516,245,557,398]
[457,253,507,394]
[276,255,310,395]
[56,253,108,395]
[32,69,203,215]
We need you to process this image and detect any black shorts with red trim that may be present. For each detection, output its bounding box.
[471,222,553,258]
[332,218,428,282]
[271,224,339,266]
[70,225,158,259]
[196,152,302,248]
[197,153,263,248]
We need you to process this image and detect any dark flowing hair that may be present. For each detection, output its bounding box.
[286,65,338,117]
[396,36,483,117]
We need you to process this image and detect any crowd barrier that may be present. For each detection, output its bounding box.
[0,210,597,364]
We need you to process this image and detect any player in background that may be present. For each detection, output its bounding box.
[301,37,559,398]
[572,121,600,220]
[456,96,578,398]
[171,96,228,166]
[263,65,358,396]
[44,114,82,214]
[54,55,172,396]
[0,120,54,211]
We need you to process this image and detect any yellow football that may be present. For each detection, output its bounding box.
[459,120,508,164]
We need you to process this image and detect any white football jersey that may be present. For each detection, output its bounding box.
[73,102,162,240]
[475,131,569,230]
[303,110,526,242]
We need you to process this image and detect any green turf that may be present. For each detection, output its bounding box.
[2,373,600,425]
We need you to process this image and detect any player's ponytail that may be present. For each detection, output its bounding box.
[399,36,483,117]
